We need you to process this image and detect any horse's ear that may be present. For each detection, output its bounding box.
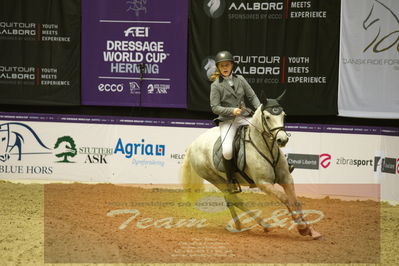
[259,90,266,102]
[276,89,286,102]
[260,90,267,110]
[261,100,267,111]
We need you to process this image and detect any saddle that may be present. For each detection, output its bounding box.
[212,126,256,187]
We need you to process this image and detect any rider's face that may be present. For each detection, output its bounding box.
[217,61,233,77]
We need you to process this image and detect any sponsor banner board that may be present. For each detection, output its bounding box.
[0,112,398,202]
[339,0,399,118]
[82,0,188,108]
[188,0,340,115]
[0,0,80,105]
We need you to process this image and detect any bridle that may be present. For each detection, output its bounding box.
[243,103,289,171]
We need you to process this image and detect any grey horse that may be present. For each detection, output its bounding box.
[181,97,321,239]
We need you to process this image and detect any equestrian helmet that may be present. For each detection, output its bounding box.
[215,51,234,64]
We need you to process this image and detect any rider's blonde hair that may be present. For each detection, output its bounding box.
[209,69,220,81]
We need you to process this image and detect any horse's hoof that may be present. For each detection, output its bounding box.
[310,227,322,240]
[263,227,271,233]
[298,226,311,236]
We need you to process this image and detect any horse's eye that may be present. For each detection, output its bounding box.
[266,116,271,120]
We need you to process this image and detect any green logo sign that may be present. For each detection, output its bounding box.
[54,136,77,163]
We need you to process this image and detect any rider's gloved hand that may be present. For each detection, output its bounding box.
[233,108,242,116]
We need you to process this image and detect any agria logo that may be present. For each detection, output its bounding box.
[114,138,165,158]
[0,122,51,162]
[203,0,226,18]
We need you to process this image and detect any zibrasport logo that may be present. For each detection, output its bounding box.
[320,153,331,169]
[98,83,124,93]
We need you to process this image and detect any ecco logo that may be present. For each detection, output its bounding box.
[320,153,331,168]
[124,27,149,37]
[98,83,124,92]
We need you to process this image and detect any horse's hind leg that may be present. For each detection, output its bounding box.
[224,195,242,231]
[225,193,272,232]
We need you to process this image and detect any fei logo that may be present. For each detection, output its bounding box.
[124,27,149,37]
[0,122,51,162]
[363,0,399,53]
[320,153,331,168]
[114,138,165,159]
[203,0,225,18]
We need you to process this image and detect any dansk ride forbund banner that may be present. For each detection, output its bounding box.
[82,0,188,108]
[188,0,340,115]
[339,0,399,119]
[0,0,80,105]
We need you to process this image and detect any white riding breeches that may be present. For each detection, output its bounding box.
[219,116,250,160]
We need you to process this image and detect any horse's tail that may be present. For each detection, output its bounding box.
[180,147,204,201]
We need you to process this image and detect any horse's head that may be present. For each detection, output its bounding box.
[256,91,289,147]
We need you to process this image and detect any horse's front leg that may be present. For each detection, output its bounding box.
[257,183,321,239]
[280,183,322,240]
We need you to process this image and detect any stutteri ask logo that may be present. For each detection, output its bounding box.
[54,136,77,163]
[363,0,399,53]
[203,0,225,18]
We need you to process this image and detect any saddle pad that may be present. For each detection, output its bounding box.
[213,126,247,172]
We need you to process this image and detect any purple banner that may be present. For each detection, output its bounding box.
[82,0,188,108]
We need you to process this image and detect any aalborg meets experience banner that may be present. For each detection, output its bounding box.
[188,0,340,115]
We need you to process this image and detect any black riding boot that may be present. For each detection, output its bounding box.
[223,158,241,194]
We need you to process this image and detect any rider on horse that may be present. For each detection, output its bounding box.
[209,51,261,193]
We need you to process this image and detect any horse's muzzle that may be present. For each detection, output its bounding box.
[276,130,289,147]
[276,137,288,147]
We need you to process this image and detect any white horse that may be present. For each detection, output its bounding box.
[181,96,321,239]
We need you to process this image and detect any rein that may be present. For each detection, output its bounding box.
[242,109,287,170]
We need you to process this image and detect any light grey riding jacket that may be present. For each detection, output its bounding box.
[210,74,261,123]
